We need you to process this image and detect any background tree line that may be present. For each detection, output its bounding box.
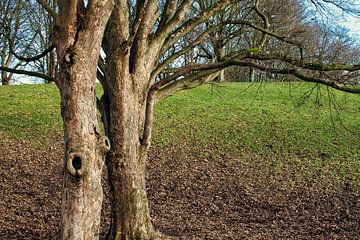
[1,0,359,85]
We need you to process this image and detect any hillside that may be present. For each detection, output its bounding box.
[0,82,359,239]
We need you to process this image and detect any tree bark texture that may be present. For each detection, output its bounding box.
[104,43,157,240]
[98,7,164,237]
[53,1,113,239]
[59,48,109,240]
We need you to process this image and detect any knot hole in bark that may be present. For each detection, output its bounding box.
[72,156,82,170]
[64,48,75,64]
[98,135,111,153]
[67,152,87,177]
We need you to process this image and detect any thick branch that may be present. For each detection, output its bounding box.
[11,45,55,62]
[36,0,57,20]
[155,70,219,102]
[239,61,360,94]
[154,53,360,97]
[157,0,178,31]
[160,0,235,54]
[130,0,153,44]
[0,66,54,82]
[141,88,157,147]
[171,57,360,78]
[152,24,225,79]
[248,53,360,72]
[157,16,302,75]
[154,0,192,42]
[109,0,130,44]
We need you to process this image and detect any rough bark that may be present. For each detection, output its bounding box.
[53,1,113,239]
[14,1,360,239]
[59,49,109,240]
[99,6,163,238]
[104,42,158,240]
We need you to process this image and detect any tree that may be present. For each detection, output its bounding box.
[0,0,23,85]
[1,0,360,239]
[0,0,56,84]
[19,0,56,82]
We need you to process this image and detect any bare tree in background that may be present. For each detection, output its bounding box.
[0,0,23,85]
[0,0,56,84]
[22,1,56,82]
[1,0,360,239]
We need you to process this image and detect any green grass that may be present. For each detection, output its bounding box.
[0,84,62,143]
[153,82,360,186]
[0,82,359,186]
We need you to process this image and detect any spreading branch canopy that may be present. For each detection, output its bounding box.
[1,0,360,93]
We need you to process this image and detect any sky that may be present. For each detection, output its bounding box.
[335,0,360,37]
[341,15,360,37]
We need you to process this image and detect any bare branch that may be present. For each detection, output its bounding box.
[248,53,360,72]
[226,19,302,47]
[0,66,54,82]
[155,70,219,102]
[127,0,149,47]
[152,24,225,79]
[160,0,235,54]
[109,0,130,44]
[154,0,192,43]
[153,51,360,97]
[157,0,178,31]
[141,87,157,147]
[11,45,55,62]
[253,0,270,48]
[36,0,57,20]
[238,61,360,94]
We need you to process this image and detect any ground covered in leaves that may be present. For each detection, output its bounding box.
[0,138,359,240]
[0,83,359,239]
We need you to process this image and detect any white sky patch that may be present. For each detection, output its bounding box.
[337,0,360,37]
[341,15,360,37]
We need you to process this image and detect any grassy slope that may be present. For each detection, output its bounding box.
[0,84,62,142]
[0,82,359,186]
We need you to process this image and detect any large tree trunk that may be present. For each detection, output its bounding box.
[107,127,155,239]
[53,1,113,239]
[100,7,161,238]
[104,46,158,239]
[59,50,109,239]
